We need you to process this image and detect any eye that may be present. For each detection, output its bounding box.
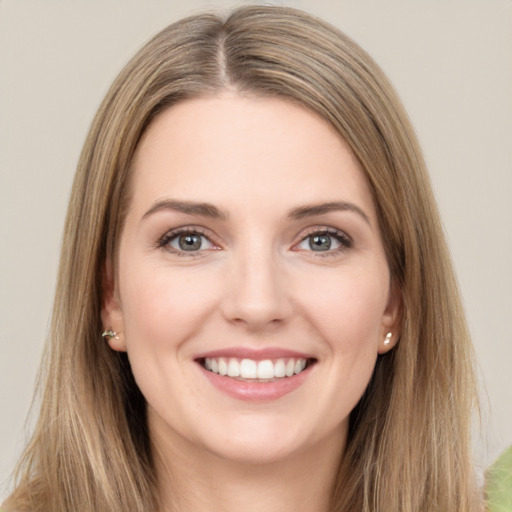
[307,234,335,251]
[295,229,352,253]
[158,228,217,254]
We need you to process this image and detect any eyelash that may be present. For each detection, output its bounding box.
[156,227,217,256]
[156,226,353,256]
[295,227,353,256]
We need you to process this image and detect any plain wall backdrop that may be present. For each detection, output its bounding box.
[1,0,511,497]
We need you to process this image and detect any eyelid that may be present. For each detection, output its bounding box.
[298,225,351,239]
[292,226,353,253]
[156,226,221,254]
[155,224,352,256]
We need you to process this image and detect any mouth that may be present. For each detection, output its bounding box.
[197,356,316,382]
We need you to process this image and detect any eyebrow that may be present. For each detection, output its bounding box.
[142,199,229,220]
[288,201,371,226]
[142,198,370,226]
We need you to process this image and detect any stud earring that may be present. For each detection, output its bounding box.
[384,332,392,346]
[102,329,119,341]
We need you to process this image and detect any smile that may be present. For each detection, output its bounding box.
[201,357,310,381]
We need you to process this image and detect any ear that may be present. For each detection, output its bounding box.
[378,281,402,355]
[100,259,127,352]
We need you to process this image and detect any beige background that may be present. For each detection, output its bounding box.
[1,0,511,496]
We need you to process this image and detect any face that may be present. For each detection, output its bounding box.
[103,94,399,466]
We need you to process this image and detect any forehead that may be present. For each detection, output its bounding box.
[129,93,376,220]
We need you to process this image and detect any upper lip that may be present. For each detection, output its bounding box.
[194,347,315,361]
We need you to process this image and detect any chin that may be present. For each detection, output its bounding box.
[205,435,306,466]
[193,412,329,466]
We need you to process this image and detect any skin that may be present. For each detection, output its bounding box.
[102,93,400,512]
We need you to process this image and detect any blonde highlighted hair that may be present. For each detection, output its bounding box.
[3,6,481,511]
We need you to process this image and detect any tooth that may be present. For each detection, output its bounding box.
[257,360,275,379]
[206,356,308,379]
[240,359,257,378]
[227,358,240,377]
[218,358,228,376]
[285,359,295,377]
[274,359,286,378]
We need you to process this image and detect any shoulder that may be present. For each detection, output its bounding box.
[486,446,512,512]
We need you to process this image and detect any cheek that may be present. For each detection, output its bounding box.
[300,265,389,354]
[117,265,220,416]
[119,262,219,350]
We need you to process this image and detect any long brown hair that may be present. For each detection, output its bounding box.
[3,6,481,511]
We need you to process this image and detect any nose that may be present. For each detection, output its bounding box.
[221,247,293,332]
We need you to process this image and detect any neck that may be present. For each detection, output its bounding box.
[152,425,345,512]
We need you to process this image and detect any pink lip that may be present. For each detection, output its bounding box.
[194,347,313,361]
[198,364,313,401]
[194,347,316,402]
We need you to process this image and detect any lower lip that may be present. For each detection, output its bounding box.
[198,364,313,401]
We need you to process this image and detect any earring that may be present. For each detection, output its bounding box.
[102,329,119,341]
[384,332,392,346]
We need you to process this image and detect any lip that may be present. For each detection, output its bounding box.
[195,347,313,361]
[198,363,314,401]
[194,347,316,402]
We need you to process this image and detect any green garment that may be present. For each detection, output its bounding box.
[487,447,512,512]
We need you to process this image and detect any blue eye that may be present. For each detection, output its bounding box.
[308,234,334,251]
[296,229,351,253]
[175,233,205,251]
[159,230,215,253]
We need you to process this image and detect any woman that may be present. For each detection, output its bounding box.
[2,5,482,512]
